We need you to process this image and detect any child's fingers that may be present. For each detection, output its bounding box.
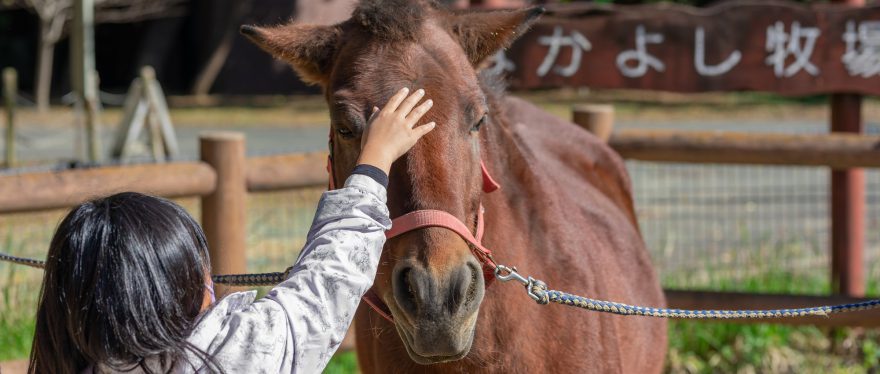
[396,89,425,116]
[412,122,436,139]
[405,99,433,127]
[382,87,410,114]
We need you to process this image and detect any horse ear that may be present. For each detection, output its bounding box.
[447,7,544,67]
[240,23,341,86]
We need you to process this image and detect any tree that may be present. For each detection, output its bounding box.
[23,0,67,112]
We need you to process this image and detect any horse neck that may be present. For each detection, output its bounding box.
[480,91,530,194]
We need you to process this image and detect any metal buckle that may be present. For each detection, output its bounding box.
[495,264,549,304]
[495,264,528,285]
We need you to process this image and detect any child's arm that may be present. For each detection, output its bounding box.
[186,88,433,373]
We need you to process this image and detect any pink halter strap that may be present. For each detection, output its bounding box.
[327,133,500,323]
[383,161,499,270]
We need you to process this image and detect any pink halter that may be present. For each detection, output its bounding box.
[327,135,500,322]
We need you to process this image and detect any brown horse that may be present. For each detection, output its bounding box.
[242,1,666,372]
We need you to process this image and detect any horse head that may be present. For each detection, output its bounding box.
[242,0,541,364]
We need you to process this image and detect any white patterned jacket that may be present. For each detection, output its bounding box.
[183,173,389,373]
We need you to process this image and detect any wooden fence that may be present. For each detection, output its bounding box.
[588,109,880,327]
[0,132,328,296]
[615,132,880,326]
[2,118,879,326]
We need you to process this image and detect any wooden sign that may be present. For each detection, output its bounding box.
[492,2,880,95]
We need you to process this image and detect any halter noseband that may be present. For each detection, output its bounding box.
[327,133,500,322]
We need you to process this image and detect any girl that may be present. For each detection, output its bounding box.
[28,87,435,373]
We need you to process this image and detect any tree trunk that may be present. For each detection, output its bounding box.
[35,21,55,113]
[35,12,65,113]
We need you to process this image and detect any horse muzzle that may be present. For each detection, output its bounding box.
[390,257,485,364]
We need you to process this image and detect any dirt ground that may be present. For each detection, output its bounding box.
[4,89,878,166]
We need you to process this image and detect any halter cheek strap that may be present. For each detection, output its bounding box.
[481,160,501,193]
[327,132,500,323]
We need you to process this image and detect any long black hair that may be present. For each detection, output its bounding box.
[28,192,218,373]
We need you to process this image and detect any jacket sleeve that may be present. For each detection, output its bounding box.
[190,174,390,373]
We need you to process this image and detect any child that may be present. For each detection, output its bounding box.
[28,87,435,374]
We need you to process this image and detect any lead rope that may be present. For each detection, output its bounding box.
[0,252,291,287]
[5,250,880,319]
[493,264,880,319]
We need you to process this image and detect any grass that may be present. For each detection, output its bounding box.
[659,241,880,373]
[0,265,36,361]
[3,206,880,373]
[11,265,876,373]
[325,352,359,374]
[0,306,35,361]
[663,272,880,373]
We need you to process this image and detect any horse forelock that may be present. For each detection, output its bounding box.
[352,0,444,42]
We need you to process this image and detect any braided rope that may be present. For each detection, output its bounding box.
[211,270,290,287]
[520,273,880,319]
[0,252,288,286]
[0,252,46,269]
[7,251,880,319]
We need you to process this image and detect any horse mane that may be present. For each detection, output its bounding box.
[478,70,508,105]
[352,0,444,41]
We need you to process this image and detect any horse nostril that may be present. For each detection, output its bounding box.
[448,262,482,315]
[394,266,419,316]
[465,263,480,306]
[393,261,484,320]
[462,262,483,312]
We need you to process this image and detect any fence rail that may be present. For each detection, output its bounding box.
[666,291,880,327]
[610,130,880,168]
[0,152,329,214]
[0,162,216,214]
[246,152,328,191]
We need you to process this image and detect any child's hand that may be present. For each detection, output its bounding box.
[357,87,436,175]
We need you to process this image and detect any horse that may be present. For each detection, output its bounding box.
[242,1,667,372]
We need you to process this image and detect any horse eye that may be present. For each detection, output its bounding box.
[336,127,355,139]
[471,115,487,132]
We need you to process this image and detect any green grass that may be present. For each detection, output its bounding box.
[0,232,39,361]
[664,272,880,373]
[4,247,880,373]
[0,311,34,361]
[658,240,880,373]
[0,284,35,361]
[325,352,358,374]
[667,321,880,373]
[2,201,880,372]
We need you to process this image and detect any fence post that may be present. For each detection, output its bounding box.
[830,94,865,297]
[830,0,865,298]
[3,68,15,168]
[573,104,614,142]
[200,132,247,296]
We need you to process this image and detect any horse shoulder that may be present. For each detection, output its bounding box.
[499,96,638,227]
